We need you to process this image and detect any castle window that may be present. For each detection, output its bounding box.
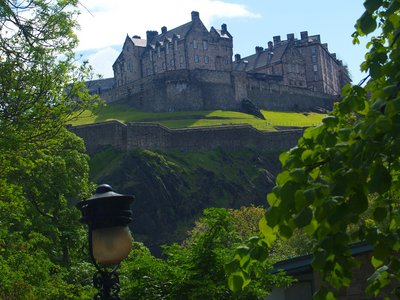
[155,65,158,73]
[313,64,318,72]
[193,40,197,49]
[174,39,178,50]
[204,56,209,64]
[288,64,292,73]
[203,40,208,50]
[295,64,299,73]
[180,55,184,66]
[170,59,175,67]
[157,47,161,58]
[162,62,166,70]
[194,55,200,63]
[166,43,169,54]
[311,46,316,54]
[150,52,153,61]
[312,55,317,63]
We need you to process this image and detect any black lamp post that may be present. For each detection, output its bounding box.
[76,184,135,300]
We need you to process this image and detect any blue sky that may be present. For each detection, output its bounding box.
[76,0,369,84]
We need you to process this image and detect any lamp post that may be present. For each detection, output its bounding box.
[76,184,135,300]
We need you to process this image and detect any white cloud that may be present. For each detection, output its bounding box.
[76,0,259,77]
[86,47,120,78]
[76,0,259,51]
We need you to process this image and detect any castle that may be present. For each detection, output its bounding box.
[89,11,351,113]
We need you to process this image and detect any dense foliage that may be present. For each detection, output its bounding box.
[89,147,280,254]
[229,0,400,298]
[0,0,98,298]
[120,207,292,299]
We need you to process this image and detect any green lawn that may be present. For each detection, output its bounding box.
[69,104,325,131]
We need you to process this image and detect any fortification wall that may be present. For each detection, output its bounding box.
[98,69,336,113]
[69,121,127,153]
[70,121,303,154]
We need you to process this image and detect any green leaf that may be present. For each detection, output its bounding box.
[228,272,245,292]
[357,11,377,35]
[280,224,293,239]
[373,207,387,222]
[369,164,391,194]
[225,259,241,273]
[364,0,383,13]
[267,207,281,227]
[294,207,313,228]
[322,115,339,128]
[371,256,384,268]
[259,217,277,247]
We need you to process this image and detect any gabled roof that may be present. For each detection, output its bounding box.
[234,43,290,72]
[150,21,194,45]
[130,37,147,47]
[215,28,231,39]
[270,43,289,64]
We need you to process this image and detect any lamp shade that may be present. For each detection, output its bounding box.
[76,184,135,265]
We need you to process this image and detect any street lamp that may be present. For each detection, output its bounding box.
[76,184,135,300]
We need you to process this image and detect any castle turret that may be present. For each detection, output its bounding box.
[221,23,227,34]
[300,31,308,41]
[273,35,281,46]
[255,46,264,54]
[191,11,200,21]
[146,30,158,46]
[161,26,167,34]
[267,41,273,51]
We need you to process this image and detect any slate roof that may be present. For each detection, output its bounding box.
[234,43,289,72]
[215,28,231,39]
[130,37,147,47]
[150,21,193,45]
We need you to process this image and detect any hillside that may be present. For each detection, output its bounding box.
[70,103,325,130]
[89,147,284,255]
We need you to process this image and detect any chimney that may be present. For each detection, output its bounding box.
[161,26,167,34]
[221,23,227,33]
[235,54,241,62]
[300,31,308,41]
[322,43,328,50]
[273,35,281,46]
[267,41,273,51]
[191,11,200,21]
[146,30,158,46]
[332,53,337,59]
[287,33,295,41]
[255,46,264,54]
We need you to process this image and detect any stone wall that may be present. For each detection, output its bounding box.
[97,69,336,113]
[69,121,303,154]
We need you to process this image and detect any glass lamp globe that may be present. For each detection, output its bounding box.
[91,226,133,265]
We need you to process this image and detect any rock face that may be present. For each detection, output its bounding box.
[89,147,282,255]
[241,98,266,120]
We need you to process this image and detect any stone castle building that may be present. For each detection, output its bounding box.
[112,11,350,97]
[113,11,233,87]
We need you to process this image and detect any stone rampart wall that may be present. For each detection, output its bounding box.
[97,69,336,113]
[70,121,303,154]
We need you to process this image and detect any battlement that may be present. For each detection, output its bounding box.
[70,121,304,154]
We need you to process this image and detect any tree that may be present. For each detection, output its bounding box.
[0,0,98,298]
[228,1,400,298]
[120,207,292,299]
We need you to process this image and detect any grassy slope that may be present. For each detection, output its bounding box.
[69,104,325,130]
